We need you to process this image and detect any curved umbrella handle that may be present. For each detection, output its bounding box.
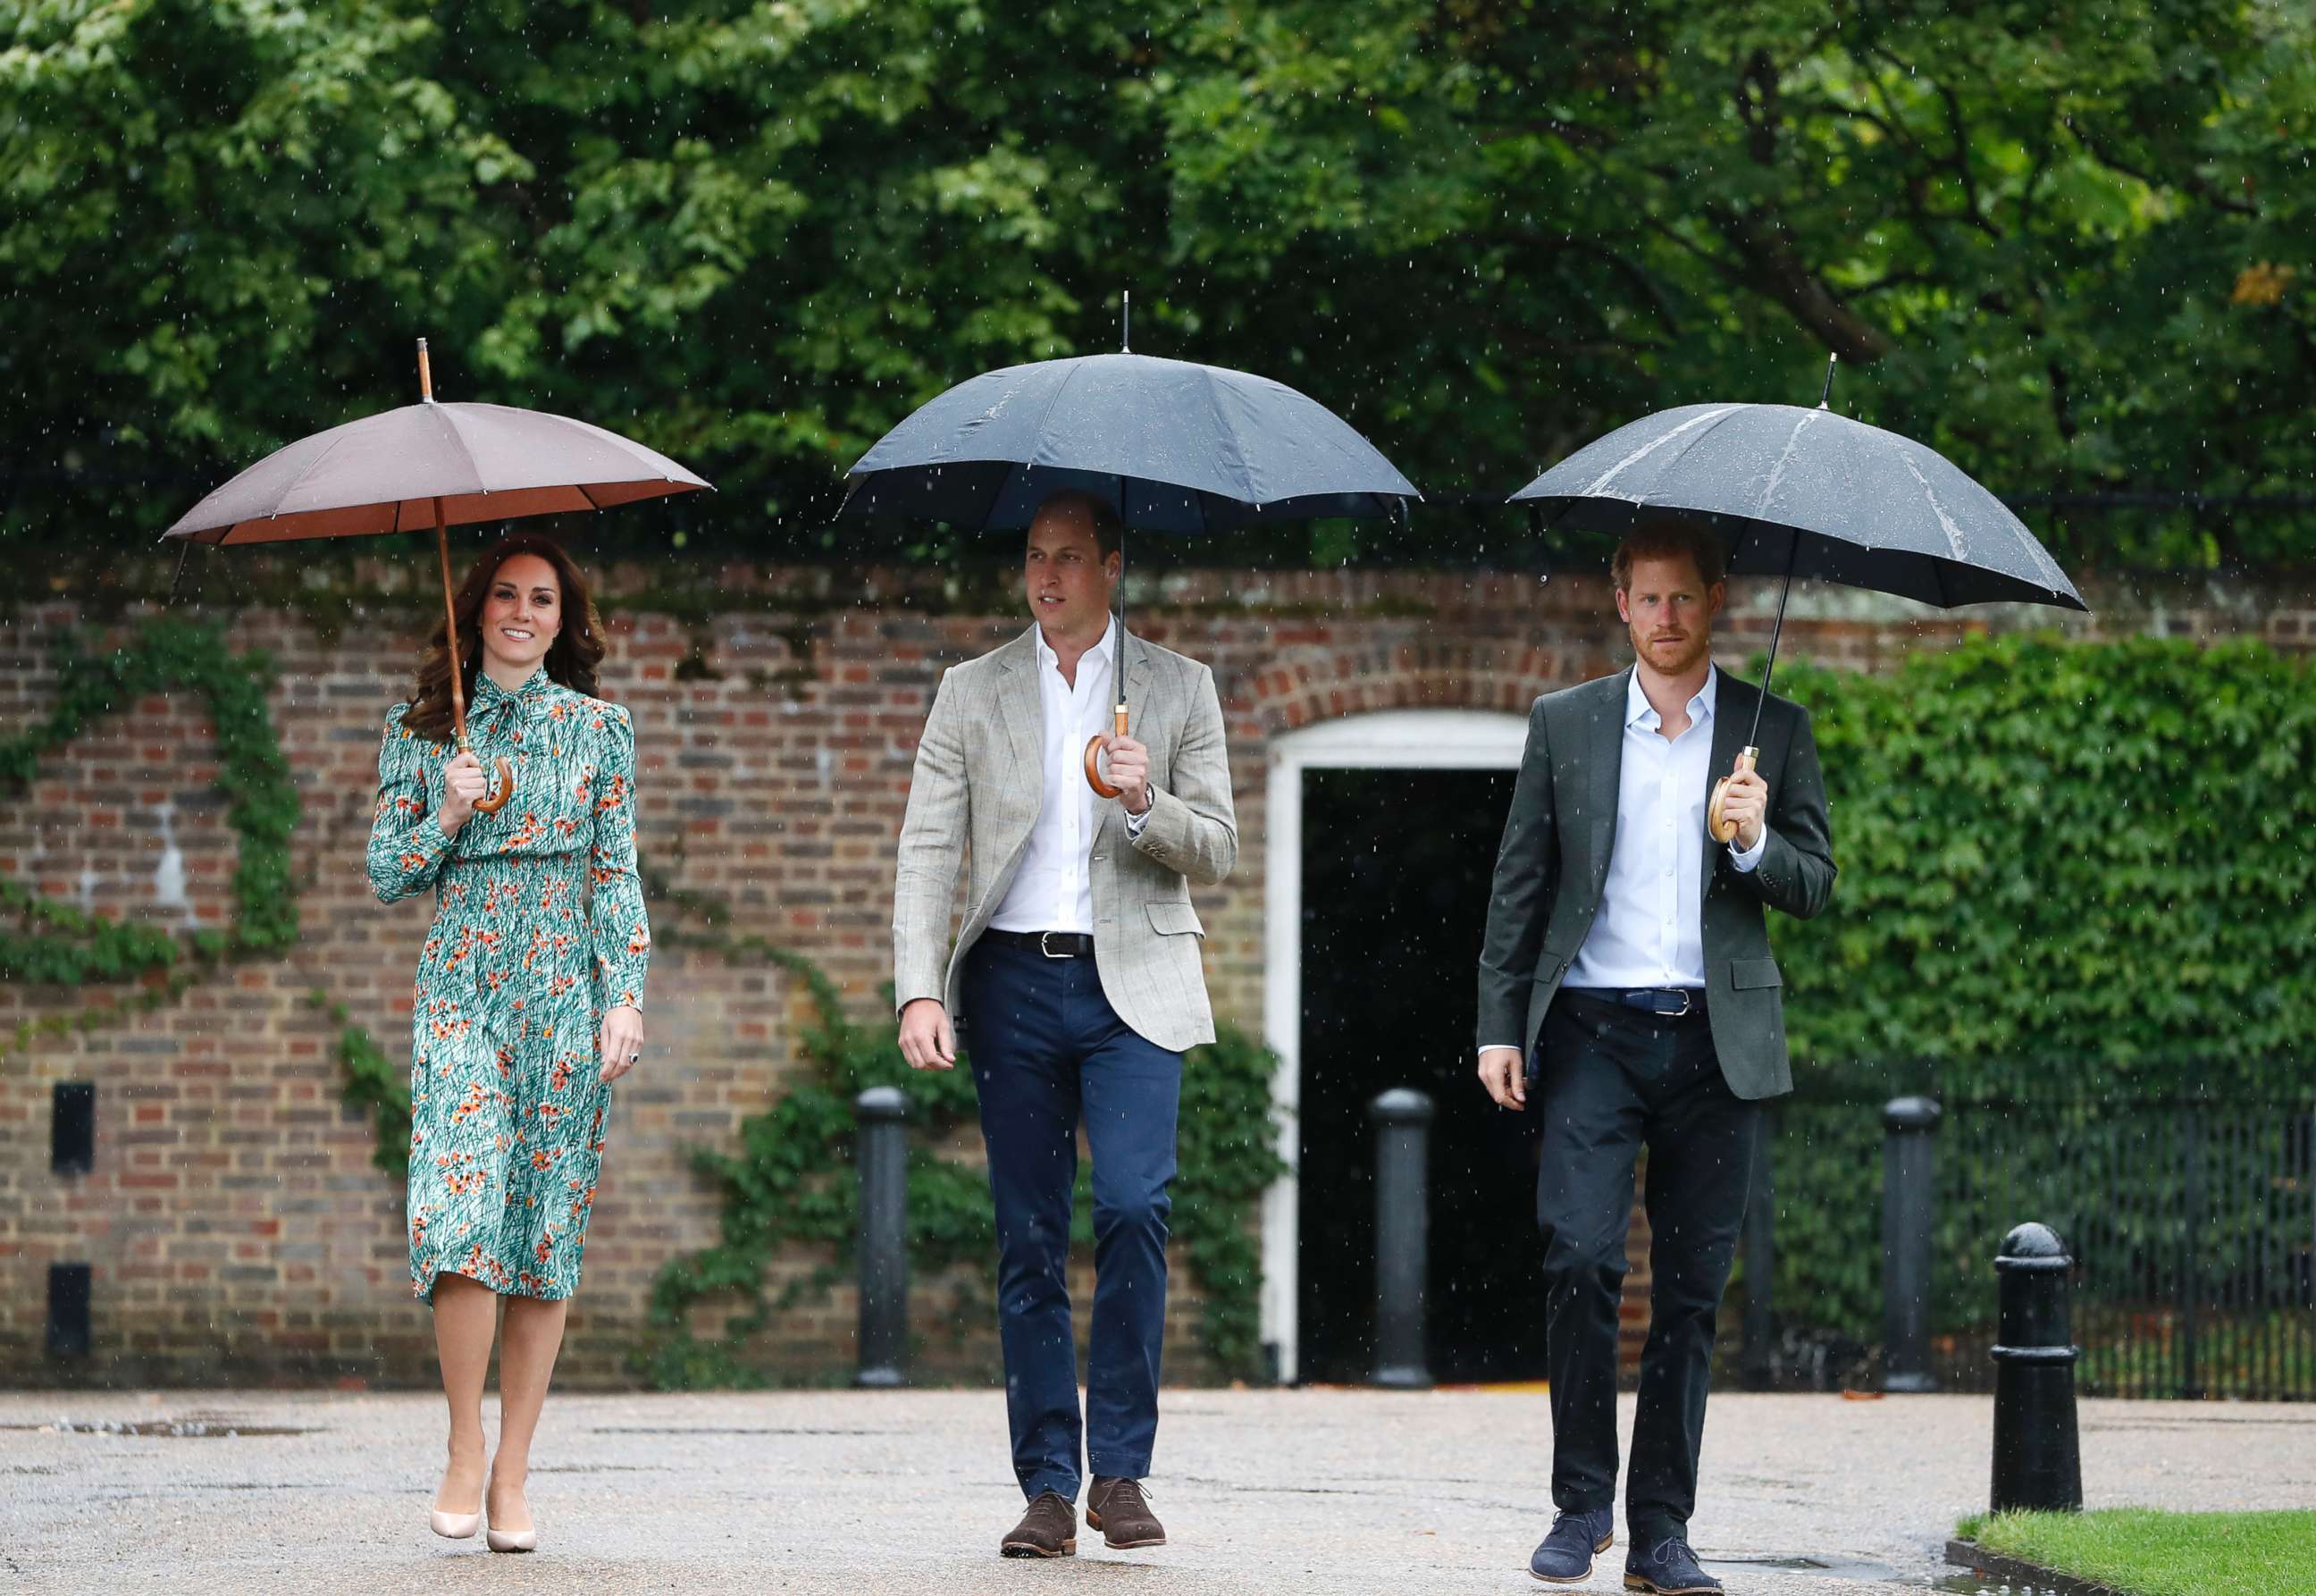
[1084,705,1126,800]
[472,756,516,817]
[1707,746,1758,844]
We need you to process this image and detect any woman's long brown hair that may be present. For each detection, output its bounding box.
[400,533,609,742]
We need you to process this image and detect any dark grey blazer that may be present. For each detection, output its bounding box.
[1475,668,1836,1100]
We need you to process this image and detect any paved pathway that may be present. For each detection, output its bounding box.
[4,1389,2309,1595]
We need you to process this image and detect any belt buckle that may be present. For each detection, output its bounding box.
[1666,988,1693,1018]
[1039,932,1071,960]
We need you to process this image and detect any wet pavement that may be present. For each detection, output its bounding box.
[2,1388,2308,1595]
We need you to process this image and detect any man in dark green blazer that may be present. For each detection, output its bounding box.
[1476,525,1835,1594]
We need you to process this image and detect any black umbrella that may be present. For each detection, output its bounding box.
[843,312,1419,794]
[1510,359,2086,839]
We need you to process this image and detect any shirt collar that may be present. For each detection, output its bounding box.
[1625,663,1718,730]
[1033,616,1119,675]
[474,665,554,721]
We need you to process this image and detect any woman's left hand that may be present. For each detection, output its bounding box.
[599,1004,645,1084]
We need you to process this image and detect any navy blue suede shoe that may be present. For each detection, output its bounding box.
[1624,1535,1723,1594]
[1529,1507,1615,1583]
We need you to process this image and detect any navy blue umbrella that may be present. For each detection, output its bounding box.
[1509,360,2085,840]
[842,321,1417,792]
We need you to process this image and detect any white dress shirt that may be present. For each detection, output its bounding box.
[1563,666,1765,991]
[1481,668,1764,1053]
[988,618,1151,933]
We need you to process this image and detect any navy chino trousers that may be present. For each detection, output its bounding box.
[961,936,1183,1502]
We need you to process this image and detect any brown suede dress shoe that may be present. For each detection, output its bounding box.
[1085,1476,1166,1549]
[1000,1490,1078,1558]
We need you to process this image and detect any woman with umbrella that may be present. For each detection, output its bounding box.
[170,343,696,1555]
[366,531,650,1553]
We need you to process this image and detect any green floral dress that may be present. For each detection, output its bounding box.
[367,667,650,1304]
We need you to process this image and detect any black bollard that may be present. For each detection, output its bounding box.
[1881,1095,1942,1392]
[1991,1222,2083,1513]
[1369,1088,1435,1389]
[854,1085,910,1388]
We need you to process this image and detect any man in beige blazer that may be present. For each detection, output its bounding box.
[894,491,1237,1558]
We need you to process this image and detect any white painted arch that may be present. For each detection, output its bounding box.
[1259,708,1530,1383]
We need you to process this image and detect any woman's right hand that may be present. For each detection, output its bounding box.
[438,752,488,836]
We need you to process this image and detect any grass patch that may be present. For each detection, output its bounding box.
[1955,1508,2316,1596]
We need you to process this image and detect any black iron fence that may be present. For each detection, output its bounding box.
[1747,1088,2316,1400]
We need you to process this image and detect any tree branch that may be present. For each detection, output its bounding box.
[1704,203,1896,362]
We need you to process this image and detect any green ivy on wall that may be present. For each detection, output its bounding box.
[638,878,1286,1388]
[0,619,298,1060]
[309,990,412,1178]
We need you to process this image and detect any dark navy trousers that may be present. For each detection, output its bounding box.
[961,937,1183,1501]
[1531,990,1760,1548]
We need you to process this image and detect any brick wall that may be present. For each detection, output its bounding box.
[3,562,2307,1389]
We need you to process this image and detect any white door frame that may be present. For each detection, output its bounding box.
[1259,708,1531,1383]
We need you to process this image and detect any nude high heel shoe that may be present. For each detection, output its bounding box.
[430,1508,481,1540]
[485,1477,538,1553]
[485,1521,538,1554]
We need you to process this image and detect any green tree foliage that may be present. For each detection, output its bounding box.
[5,1,2310,567]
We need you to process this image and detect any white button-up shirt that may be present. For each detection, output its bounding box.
[988,618,1149,934]
[1562,666,1765,993]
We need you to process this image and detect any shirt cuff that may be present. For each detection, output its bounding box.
[1729,827,1767,871]
[1478,1042,1521,1058]
[1125,794,1156,837]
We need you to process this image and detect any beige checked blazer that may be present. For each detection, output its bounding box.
[893,626,1238,1053]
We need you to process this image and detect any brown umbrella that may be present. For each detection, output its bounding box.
[164,340,709,811]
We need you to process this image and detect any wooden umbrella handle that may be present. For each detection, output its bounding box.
[1084,704,1127,800]
[472,753,516,816]
[1708,745,1759,844]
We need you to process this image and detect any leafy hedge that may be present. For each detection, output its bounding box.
[1758,634,2316,1347]
[1778,634,2315,1082]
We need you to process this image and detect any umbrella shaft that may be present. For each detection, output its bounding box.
[433,498,469,745]
[1749,538,1800,747]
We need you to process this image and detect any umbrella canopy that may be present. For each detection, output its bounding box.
[1509,399,2085,612]
[1509,379,2085,844]
[840,339,1418,797]
[838,351,1418,533]
[164,400,708,544]
[162,340,709,816]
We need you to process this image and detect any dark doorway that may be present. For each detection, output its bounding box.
[1296,766,1550,1384]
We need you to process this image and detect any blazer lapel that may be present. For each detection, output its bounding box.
[1585,668,1631,897]
[993,627,1043,782]
[1123,627,1154,710]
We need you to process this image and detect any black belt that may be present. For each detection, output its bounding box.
[983,928,1095,958]
[1562,986,1706,1018]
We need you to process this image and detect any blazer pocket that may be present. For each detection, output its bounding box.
[1531,952,1568,986]
[1729,956,1783,990]
[1146,901,1204,938]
